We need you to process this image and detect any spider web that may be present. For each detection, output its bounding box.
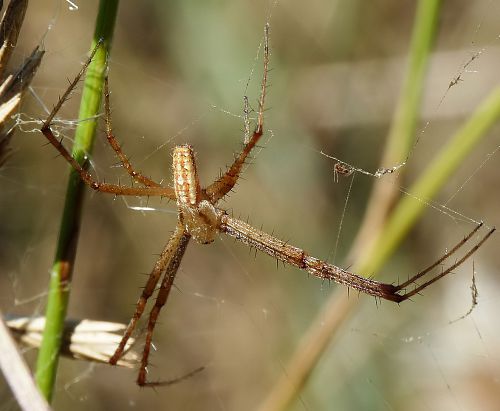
[2,1,500,410]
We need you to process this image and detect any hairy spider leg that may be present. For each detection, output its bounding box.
[103,76,163,188]
[394,225,495,301]
[137,230,195,386]
[219,215,494,303]
[40,42,176,199]
[395,222,484,290]
[38,24,495,389]
[88,25,271,365]
[110,146,205,385]
[205,23,270,203]
[108,223,189,365]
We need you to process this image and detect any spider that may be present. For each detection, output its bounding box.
[39,25,494,386]
[333,162,354,182]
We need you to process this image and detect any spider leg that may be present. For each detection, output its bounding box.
[219,214,494,303]
[204,24,270,203]
[393,226,495,302]
[41,122,176,196]
[395,222,483,291]
[139,366,204,388]
[41,40,103,133]
[103,76,163,188]
[109,223,189,365]
[136,230,195,386]
[39,43,176,199]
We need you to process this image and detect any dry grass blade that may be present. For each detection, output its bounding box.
[0,0,28,77]
[0,125,13,167]
[7,316,139,368]
[0,312,51,411]
[0,46,43,165]
[0,47,44,105]
[0,0,44,169]
[0,47,43,166]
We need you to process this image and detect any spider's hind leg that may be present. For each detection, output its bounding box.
[39,42,176,198]
[109,223,189,366]
[40,41,103,181]
[135,229,194,386]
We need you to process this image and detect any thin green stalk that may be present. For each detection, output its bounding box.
[258,87,500,411]
[35,0,119,402]
[386,0,441,160]
[350,0,442,260]
[258,1,442,410]
[358,86,500,275]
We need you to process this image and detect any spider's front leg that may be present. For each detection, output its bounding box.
[40,42,176,199]
[205,23,270,203]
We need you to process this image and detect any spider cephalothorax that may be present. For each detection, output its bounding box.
[173,144,222,244]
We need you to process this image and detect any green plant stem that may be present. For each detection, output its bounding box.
[349,0,442,261]
[258,87,500,411]
[358,86,500,275]
[35,0,119,402]
[387,0,442,159]
[258,1,441,410]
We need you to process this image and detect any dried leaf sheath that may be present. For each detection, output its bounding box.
[0,0,28,77]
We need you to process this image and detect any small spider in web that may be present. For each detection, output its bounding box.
[333,162,354,182]
[39,25,494,386]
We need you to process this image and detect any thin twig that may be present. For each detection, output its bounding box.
[0,310,51,411]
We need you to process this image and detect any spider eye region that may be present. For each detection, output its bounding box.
[179,200,222,244]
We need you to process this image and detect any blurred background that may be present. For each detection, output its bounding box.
[1,0,500,410]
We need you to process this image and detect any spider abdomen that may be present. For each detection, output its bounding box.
[173,144,201,206]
